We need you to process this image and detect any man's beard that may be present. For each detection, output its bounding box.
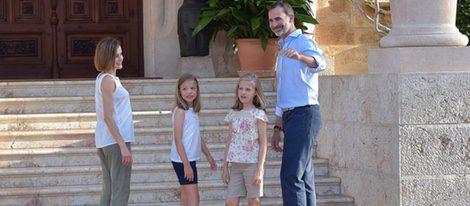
[273,24,290,37]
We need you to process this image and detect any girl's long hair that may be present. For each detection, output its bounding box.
[232,73,267,111]
[175,73,201,112]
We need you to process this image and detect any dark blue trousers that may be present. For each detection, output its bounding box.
[281,105,322,206]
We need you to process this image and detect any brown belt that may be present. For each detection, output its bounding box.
[282,105,313,113]
[282,107,296,113]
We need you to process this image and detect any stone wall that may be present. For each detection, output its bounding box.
[317,73,470,205]
[316,0,385,75]
[399,73,470,205]
[318,74,400,205]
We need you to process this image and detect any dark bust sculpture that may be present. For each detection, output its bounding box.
[177,0,212,57]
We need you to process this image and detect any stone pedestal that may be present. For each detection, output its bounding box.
[320,1,470,203]
[318,72,470,206]
[380,0,468,47]
[347,40,470,205]
[368,47,470,73]
[237,70,275,78]
[176,56,215,77]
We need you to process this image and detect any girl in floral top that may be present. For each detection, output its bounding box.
[222,73,268,206]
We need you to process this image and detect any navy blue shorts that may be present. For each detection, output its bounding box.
[171,161,198,185]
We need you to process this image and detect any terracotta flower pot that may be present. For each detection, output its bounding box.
[236,38,279,77]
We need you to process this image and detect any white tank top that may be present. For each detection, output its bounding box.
[170,107,202,162]
[94,72,135,148]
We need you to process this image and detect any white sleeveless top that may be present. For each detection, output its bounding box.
[170,107,202,162]
[94,72,135,148]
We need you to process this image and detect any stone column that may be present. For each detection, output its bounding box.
[143,0,181,78]
[380,0,468,47]
[369,0,470,74]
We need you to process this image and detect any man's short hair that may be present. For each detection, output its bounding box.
[270,1,295,16]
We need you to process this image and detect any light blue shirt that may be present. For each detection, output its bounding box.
[275,29,326,117]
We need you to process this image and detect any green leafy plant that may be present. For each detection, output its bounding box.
[192,0,318,51]
[457,0,470,45]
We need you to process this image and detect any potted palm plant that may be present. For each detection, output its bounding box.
[192,0,318,77]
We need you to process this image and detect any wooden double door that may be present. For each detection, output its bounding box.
[0,0,143,79]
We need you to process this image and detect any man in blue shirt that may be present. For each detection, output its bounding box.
[268,1,326,206]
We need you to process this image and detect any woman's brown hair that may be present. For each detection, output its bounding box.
[175,73,201,112]
[94,37,121,72]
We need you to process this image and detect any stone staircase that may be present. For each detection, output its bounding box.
[0,78,354,205]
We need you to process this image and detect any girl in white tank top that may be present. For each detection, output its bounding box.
[170,73,217,206]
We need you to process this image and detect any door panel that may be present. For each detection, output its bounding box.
[12,0,44,24]
[0,0,142,79]
[0,0,52,79]
[57,0,141,78]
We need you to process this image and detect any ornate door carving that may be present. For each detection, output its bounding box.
[0,0,52,79]
[0,0,143,79]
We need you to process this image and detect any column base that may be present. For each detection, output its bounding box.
[176,56,215,78]
[368,47,470,73]
[237,69,275,78]
[380,33,468,48]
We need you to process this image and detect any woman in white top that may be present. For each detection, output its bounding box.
[94,37,135,206]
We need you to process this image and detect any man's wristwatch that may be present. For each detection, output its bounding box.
[273,125,283,132]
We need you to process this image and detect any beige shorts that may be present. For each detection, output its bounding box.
[226,162,263,198]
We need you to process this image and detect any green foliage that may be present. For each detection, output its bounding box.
[457,0,470,45]
[192,0,318,51]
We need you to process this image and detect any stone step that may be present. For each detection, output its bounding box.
[0,78,355,206]
[0,177,347,206]
[0,78,276,98]
[0,144,299,168]
[0,93,277,114]
[0,108,277,131]
[0,159,329,188]
[0,125,289,149]
[129,196,355,206]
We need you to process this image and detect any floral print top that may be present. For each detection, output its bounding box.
[224,108,268,163]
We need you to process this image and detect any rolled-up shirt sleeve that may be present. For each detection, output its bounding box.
[301,38,326,73]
